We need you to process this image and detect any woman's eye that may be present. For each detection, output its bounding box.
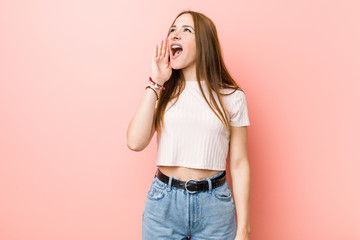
[169,28,191,33]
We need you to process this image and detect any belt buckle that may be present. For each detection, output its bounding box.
[185,179,198,194]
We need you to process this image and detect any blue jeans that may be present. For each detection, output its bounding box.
[142,168,237,239]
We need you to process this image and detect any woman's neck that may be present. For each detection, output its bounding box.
[182,62,197,82]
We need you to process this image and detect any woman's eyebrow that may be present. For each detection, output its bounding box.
[171,25,195,31]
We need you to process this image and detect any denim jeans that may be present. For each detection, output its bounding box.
[142,168,237,239]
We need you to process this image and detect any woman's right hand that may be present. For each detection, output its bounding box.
[150,37,172,86]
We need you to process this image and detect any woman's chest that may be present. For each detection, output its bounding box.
[162,89,228,136]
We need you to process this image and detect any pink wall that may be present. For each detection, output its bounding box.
[0,1,359,239]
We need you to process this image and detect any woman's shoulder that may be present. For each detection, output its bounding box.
[217,87,245,100]
[217,87,250,126]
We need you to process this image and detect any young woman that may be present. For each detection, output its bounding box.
[127,10,251,240]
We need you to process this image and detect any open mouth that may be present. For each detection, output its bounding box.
[171,45,183,59]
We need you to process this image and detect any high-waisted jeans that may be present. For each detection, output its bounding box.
[142,168,237,239]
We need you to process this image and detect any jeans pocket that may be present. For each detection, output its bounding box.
[146,178,167,200]
[213,181,233,201]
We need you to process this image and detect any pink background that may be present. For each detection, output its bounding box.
[1,0,359,239]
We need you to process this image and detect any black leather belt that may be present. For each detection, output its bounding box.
[156,168,226,193]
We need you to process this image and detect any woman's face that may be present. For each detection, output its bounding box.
[167,13,196,70]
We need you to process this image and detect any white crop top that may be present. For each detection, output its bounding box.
[156,80,250,171]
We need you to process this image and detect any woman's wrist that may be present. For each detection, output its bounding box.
[149,83,162,93]
[149,76,166,90]
[236,226,250,236]
[145,76,164,101]
[145,85,161,100]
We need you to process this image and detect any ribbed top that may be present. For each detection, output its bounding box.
[156,80,250,171]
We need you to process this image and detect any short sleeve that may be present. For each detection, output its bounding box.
[229,90,250,127]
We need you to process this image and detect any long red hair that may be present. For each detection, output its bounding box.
[154,10,246,135]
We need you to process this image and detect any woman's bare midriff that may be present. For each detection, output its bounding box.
[157,165,222,182]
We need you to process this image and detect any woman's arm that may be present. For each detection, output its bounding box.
[127,37,171,151]
[229,126,251,238]
[126,85,161,151]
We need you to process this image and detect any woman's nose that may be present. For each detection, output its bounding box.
[170,31,181,40]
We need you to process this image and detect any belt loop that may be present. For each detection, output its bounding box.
[154,168,158,178]
[167,176,173,191]
[207,179,212,193]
